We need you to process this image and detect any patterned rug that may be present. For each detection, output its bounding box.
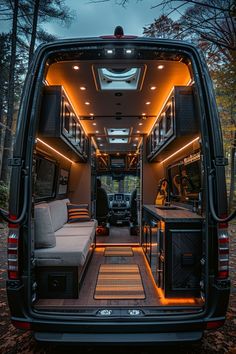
[94,264,145,299]
[104,246,133,257]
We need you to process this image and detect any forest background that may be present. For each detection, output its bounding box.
[0,0,235,210]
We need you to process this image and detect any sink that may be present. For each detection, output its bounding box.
[155,205,181,210]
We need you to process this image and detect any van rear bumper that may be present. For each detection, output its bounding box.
[34,330,203,344]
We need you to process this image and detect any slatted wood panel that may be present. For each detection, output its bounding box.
[94,264,145,299]
[104,246,133,257]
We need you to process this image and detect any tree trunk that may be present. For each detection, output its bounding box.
[28,0,40,67]
[229,130,236,211]
[0,97,4,177]
[1,0,18,183]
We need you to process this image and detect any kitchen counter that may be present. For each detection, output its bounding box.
[143,204,203,222]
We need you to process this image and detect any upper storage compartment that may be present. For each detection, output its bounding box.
[147,86,199,162]
[38,85,88,162]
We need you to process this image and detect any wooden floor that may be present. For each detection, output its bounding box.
[96,226,140,244]
[35,247,162,309]
[35,246,203,310]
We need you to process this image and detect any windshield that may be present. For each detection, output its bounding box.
[99,175,139,193]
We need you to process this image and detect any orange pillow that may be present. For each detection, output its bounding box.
[67,203,90,223]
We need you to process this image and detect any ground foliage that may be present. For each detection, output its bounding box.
[0,223,235,353]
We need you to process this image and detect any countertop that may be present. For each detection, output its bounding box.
[143,204,203,222]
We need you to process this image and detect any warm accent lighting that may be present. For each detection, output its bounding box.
[90,113,94,116]
[73,65,79,70]
[92,122,96,126]
[145,101,151,105]
[139,122,143,126]
[96,130,99,134]
[150,86,156,90]
[157,287,196,305]
[85,101,90,105]
[36,138,73,163]
[80,86,86,90]
[136,130,140,133]
[142,113,146,116]
[157,64,164,70]
[161,137,200,164]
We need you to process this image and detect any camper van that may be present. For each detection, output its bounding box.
[3,29,231,344]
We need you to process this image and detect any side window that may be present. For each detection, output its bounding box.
[35,157,57,200]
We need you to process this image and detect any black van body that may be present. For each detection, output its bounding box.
[6,35,230,344]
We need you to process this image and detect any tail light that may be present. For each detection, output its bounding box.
[8,217,20,280]
[217,222,229,279]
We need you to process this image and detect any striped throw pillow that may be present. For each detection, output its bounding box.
[67,203,90,223]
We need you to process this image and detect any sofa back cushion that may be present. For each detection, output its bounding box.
[49,199,70,232]
[35,203,56,248]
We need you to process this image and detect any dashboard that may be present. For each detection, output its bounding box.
[107,193,131,209]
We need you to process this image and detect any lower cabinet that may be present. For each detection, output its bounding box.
[142,211,202,298]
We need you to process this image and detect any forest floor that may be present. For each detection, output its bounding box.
[0,222,235,354]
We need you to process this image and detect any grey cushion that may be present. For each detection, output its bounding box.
[35,235,92,266]
[48,199,69,232]
[34,203,56,248]
[63,220,98,228]
[55,225,95,242]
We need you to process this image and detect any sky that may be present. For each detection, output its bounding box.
[43,0,164,39]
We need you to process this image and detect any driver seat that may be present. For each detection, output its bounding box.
[96,179,110,235]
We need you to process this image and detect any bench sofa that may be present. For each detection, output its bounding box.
[34,199,97,298]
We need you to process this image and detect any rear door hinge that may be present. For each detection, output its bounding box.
[8,158,23,167]
[214,157,228,166]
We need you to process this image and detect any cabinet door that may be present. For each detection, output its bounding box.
[150,224,158,283]
[165,227,202,297]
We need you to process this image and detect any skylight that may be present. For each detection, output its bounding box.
[107,128,130,136]
[109,138,129,144]
[97,66,141,90]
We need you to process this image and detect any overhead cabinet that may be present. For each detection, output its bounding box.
[147,86,199,162]
[38,86,88,162]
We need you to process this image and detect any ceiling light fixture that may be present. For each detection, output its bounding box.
[80,86,86,90]
[150,86,156,90]
[146,101,151,105]
[85,101,90,105]
[105,49,114,55]
[157,64,164,70]
[96,130,99,134]
[138,122,143,126]
[92,122,96,126]
[125,49,133,54]
[73,65,79,70]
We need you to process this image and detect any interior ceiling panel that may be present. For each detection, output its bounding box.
[46,59,191,152]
